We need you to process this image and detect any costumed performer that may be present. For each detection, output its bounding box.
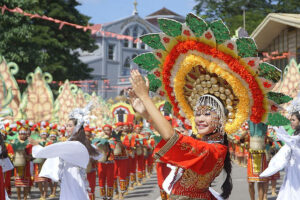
[127,13,288,200]
[30,102,101,200]
[0,133,14,200]
[260,101,300,200]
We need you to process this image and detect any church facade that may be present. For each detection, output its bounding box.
[79,8,184,99]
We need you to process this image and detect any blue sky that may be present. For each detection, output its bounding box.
[76,0,196,24]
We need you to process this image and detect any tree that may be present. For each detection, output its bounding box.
[0,0,97,81]
[193,0,300,35]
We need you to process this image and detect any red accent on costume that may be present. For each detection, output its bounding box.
[156,162,171,190]
[154,134,227,199]
[247,151,268,182]
[34,163,49,182]
[0,166,6,200]
[4,143,13,195]
[98,162,115,188]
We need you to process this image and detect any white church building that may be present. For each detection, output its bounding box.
[79,5,184,99]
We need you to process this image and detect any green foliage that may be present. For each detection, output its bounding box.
[193,0,300,35]
[0,0,97,81]
[133,53,160,71]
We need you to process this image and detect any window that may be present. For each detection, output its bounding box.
[123,29,130,47]
[108,44,115,60]
[122,57,131,76]
[133,26,138,48]
[141,31,146,49]
[297,48,300,64]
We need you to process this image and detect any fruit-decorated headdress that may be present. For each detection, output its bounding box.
[133,13,291,134]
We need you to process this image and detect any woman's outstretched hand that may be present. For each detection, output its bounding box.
[129,70,149,99]
[127,88,148,118]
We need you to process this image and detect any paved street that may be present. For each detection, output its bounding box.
[9,163,283,200]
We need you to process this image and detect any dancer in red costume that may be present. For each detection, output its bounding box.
[11,125,32,200]
[0,132,14,200]
[85,126,98,200]
[97,124,115,200]
[1,128,14,197]
[112,122,128,199]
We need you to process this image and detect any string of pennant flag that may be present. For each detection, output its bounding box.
[0,4,141,43]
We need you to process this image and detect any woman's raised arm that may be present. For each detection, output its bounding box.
[129,70,174,140]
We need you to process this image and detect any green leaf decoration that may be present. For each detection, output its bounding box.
[158,18,182,37]
[267,92,293,104]
[186,13,208,37]
[236,38,257,58]
[163,101,172,114]
[140,34,166,50]
[267,113,290,126]
[147,74,162,92]
[209,20,230,44]
[133,53,160,71]
[258,63,281,83]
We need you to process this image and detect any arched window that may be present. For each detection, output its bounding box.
[122,57,131,76]
[123,29,130,47]
[133,26,138,48]
[141,30,147,49]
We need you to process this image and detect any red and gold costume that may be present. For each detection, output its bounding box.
[12,132,32,188]
[247,122,268,183]
[4,143,14,196]
[154,132,227,199]
[97,124,115,200]
[131,13,288,200]
[0,165,6,200]
[98,144,115,199]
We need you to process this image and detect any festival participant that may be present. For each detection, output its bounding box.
[246,122,269,200]
[265,127,281,197]
[33,128,50,200]
[97,124,115,200]
[46,128,59,198]
[30,103,102,200]
[134,124,146,185]
[1,126,14,197]
[85,126,98,200]
[10,124,32,200]
[112,122,128,199]
[260,109,300,200]
[127,14,286,200]
[1,128,14,200]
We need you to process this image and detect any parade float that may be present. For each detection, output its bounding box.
[16,67,54,122]
[0,56,21,119]
[110,96,135,123]
[53,80,77,125]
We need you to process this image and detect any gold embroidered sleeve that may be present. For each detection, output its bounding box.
[154,132,179,160]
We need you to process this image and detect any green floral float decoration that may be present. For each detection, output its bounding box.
[53,80,77,125]
[16,67,54,122]
[0,55,21,120]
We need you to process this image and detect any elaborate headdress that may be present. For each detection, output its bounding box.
[133,13,291,134]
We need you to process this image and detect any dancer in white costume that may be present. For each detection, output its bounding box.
[260,99,300,200]
[31,103,101,200]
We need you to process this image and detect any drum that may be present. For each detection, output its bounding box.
[136,145,143,156]
[143,147,148,157]
[13,150,26,167]
[113,142,123,156]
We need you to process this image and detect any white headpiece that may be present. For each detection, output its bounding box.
[195,94,226,134]
[287,94,300,114]
[68,101,94,138]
